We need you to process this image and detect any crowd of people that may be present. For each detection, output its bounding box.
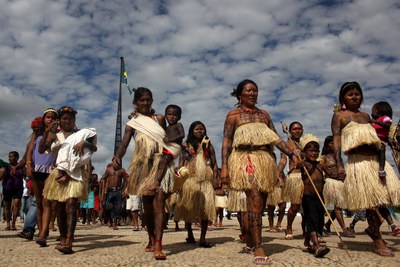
[1,80,400,265]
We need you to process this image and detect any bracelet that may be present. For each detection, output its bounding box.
[378,170,386,175]
[84,140,91,145]
[26,161,32,164]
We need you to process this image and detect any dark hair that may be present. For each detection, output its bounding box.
[231,79,258,100]
[289,121,303,131]
[165,104,182,119]
[133,87,153,104]
[372,101,393,119]
[304,141,319,152]
[58,106,77,118]
[339,81,363,106]
[38,108,58,136]
[186,121,207,152]
[9,151,19,158]
[321,135,333,155]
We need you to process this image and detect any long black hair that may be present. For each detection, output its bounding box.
[186,121,208,152]
[321,135,333,155]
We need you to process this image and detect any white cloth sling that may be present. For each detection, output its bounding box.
[126,113,181,158]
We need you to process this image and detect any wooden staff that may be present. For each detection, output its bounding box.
[281,121,352,260]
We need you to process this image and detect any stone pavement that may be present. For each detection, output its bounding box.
[0,216,399,267]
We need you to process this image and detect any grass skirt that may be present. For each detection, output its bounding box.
[229,150,276,193]
[344,154,400,210]
[266,185,284,206]
[341,121,381,154]
[174,178,216,222]
[282,172,303,204]
[229,122,279,193]
[323,178,346,208]
[127,133,174,196]
[215,195,228,208]
[174,144,215,223]
[43,168,87,202]
[227,190,247,212]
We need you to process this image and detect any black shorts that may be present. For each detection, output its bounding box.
[32,172,49,182]
[3,189,23,202]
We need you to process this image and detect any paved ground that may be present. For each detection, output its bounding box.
[0,215,399,267]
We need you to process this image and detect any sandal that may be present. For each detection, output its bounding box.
[341,230,356,238]
[390,226,400,236]
[314,246,330,258]
[154,251,167,260]
[154,241,166,260]
[11,226,17,231]
[243,246,255,255]
[284,230,294,240]
[302,246,314,253]
[253,256,273,265]
[56,244,74,254]
[36,237,47,247]
[374,248,394,257]
[5,226,11,230]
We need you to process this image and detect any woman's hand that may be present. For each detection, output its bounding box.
[73,140,85,156]
[112,157,121,169]
[220,165,230,185]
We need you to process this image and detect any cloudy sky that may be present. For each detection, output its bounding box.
[1,0,399,176]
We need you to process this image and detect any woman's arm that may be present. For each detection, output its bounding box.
[331,113,345,180]
[112,125,134,168]
[220,112,235,182]
[209,143,219,179]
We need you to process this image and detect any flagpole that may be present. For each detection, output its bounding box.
[114,57,123,155]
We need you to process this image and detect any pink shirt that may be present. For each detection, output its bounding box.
[373,115,392,140]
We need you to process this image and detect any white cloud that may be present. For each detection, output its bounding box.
[0,0,399,175]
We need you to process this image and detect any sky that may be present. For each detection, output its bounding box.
[0,0,399,176]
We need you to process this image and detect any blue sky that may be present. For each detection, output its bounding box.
[0,0,399,176]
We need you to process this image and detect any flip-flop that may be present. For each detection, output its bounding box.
[36,237,47,247]
[56,244,74,254]
[253,256,273,265]
[390,227,400,236]
[374,248,394,257]
[284,230,294,240]
[243,246,255,255]
[302,246,314,253]
[154,251,167,260]
[314,247,330,258]
[341,231,356,238]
